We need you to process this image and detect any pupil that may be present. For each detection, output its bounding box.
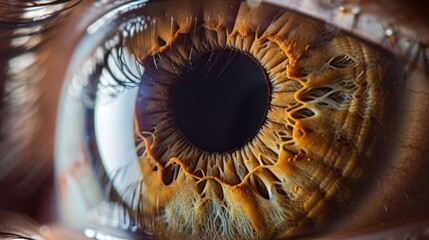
[173,49,270,153]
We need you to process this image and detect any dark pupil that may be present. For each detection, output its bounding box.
[173,49,270,153]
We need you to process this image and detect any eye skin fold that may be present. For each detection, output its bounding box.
[0,0,429,239]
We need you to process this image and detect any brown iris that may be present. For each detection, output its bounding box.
[127,1,397,239]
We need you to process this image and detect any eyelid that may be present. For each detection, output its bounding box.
[319,218,429,240]
[263,0,428,70]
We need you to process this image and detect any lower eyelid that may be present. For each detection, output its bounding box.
[322,217,429,239]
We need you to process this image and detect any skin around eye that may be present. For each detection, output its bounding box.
[0,0,428,239]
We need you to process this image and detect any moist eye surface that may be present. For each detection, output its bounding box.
[77,0,401,239]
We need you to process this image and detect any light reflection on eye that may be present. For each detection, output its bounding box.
[1,0,429,239]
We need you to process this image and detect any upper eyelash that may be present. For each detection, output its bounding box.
[0,0,74,8]
[0,0,81,28]
[0,232,37,240]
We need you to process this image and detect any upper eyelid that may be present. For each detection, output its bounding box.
[265,0,428,69]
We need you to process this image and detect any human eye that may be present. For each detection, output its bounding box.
[0,0,428,239]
